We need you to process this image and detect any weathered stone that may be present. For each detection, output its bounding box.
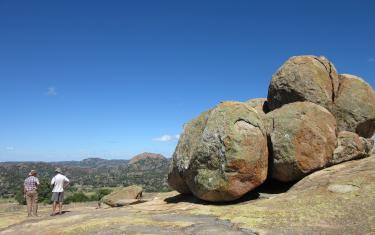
[245,98,269,117]
[333,74,375,138]
[167,166,191,194]
[167,110,212,195]
[266,102,337,182]
[267,55,339,112]
[245,98,273,134]
[327,184,360,193]
[330,131,374,165]
[168,101,268,202]
[102,185,143,207]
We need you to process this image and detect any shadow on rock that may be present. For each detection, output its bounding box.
[255,178,295,194]
[164,191,260,206]
[164,179,295,205]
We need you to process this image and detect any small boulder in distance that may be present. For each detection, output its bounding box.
[102,185,143,207]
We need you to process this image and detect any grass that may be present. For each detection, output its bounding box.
[0,211,28,229]
[0,198,16,204]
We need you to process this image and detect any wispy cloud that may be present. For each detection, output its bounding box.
[5,146,14,151]
[153,134,180,142]
[107,140,120,144]
[46,86,57,96]
[368,58,375,63]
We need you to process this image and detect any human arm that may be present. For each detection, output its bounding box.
[63,176,70,189]
[23,180,27,195]
[51,177,55,187]
[35,178,40,190]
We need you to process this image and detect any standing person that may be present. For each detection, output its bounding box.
[24,170,40,217]
[50,168,69,216]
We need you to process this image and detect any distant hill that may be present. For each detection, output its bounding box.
[0,153,171,198]
[129,152,166,164]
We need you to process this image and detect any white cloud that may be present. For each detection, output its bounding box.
[368,58,375,63]
[46,86,57,96]
[153,134,180,142]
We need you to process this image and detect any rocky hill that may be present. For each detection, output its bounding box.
[0,153,171,197]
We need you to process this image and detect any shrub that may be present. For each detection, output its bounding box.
[15,191,26,205]
[65,192,89,204]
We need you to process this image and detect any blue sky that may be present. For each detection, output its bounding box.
[0,0,374,161]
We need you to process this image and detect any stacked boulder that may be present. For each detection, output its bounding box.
[169,102,268,202]
[168,55,375,202]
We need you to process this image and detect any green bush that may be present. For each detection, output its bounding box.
[65,192,89,203]
[38,177,52,204]
[15,191,26,205]
[96,188,112,200]
[65,188,113,203]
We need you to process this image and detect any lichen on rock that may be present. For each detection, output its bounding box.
[333,74,375,138]
[266,102,337,182]
[267,55,339,112]
[168,101,268,202]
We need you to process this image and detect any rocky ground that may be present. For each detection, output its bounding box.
[1,155,374,235]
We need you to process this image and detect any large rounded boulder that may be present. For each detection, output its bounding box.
[266,102,337,182]
[168,101,268,202]
[333,74,375,138]
[267,55,339,112]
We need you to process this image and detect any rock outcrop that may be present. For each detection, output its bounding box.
[333,74,375,138]
[267,55,339,112]
[330,131,374,165]
[169,101,268,202]
[102,185,143,207]
[168,55,375,202]
[266,102,337,182]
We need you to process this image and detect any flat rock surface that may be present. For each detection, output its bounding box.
[1,155,374,234]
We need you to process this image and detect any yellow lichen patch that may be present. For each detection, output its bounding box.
[35,214,90,228]
[60,215,193,234]
[185,177,374,232]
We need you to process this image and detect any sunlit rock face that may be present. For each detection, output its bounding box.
[168,101,268,202]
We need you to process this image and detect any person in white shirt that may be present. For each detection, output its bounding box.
[50,168,70,216]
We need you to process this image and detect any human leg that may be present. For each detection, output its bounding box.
[58,192,64,214]
[32,191,38,216]
[25,191,32,216]
[51,192,58,216]
[58,202,63,214]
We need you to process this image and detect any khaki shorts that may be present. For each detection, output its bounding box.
[51,192,64,202]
